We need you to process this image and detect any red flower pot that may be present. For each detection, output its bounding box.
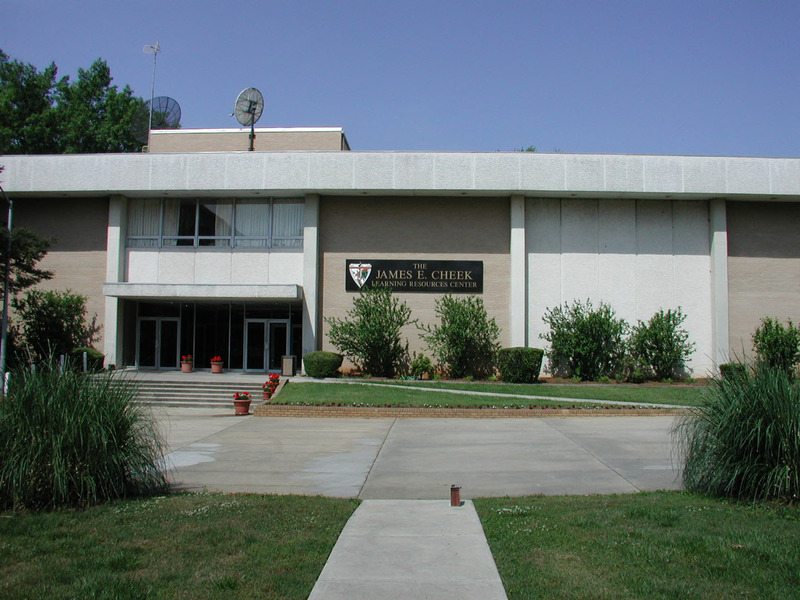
[233,398,251,415]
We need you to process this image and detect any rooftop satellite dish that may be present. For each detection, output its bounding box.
[132,96,182,145]
[234,87,264,151]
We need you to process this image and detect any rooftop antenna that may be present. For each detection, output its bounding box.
[234,88,264,151]
[142,42,161,133]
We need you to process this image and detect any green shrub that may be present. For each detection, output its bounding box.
[0,365,167,511]
[752,317,800,377]
[69,346,105,372]
[303,351,343,378]
[675,363,800,502]
[719,362,747,380]
[11,289,101,365]
[497,347,544,383]
[325,288,414,378]
[541,299,627,381]
[420,294,500,379]
[410,353,434,379]
[628,308,695,380]
[614,354,647,383]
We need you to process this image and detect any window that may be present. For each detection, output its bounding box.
[126,198,303,248]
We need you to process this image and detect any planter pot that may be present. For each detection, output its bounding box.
[211,361,224,374]
[233,399,251,415]
[181,361,193,373]
[263,391,272,401]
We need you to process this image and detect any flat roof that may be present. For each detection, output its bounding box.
[3,151,799,201]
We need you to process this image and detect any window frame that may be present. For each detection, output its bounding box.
[126,197,304,249]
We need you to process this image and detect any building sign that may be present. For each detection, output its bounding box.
[345,259,483,293]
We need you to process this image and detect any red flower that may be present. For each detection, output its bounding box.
[263,373,281,391]
[211,356,223,362]
[233,392,252,400]
[181,355,193,361]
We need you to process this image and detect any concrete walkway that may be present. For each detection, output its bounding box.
[308,500,507,600]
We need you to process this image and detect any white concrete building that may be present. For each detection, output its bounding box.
[2,128,798,375]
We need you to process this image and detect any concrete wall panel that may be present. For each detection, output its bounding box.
[527,199,562,348]
[527,197,713,374]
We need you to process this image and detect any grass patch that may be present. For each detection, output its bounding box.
[279,380,702,407]
[0,493,358,600]
[475,492,800,600]
[276,381,633,408]
[380,380,705,406]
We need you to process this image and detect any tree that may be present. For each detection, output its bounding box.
[53,59,145,153]
[420,294,501,379]
[11,289,100,364]
[325,288,414,377]
[0,225,53,296]
[0,50,145,154]
[0,51,60,154]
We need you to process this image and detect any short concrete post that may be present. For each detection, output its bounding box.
[450,484,462,507]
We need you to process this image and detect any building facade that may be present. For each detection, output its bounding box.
[3,129,799,375]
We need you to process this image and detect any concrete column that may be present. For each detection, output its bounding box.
[302,194,320,365]
[509,194,527,347]
[104,195,128,367]
[710,198,730,369]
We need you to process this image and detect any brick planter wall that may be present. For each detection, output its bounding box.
[252,403,683,418]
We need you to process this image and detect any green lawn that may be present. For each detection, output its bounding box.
[0,493,359,600]
[277,379,704,407]
[474,492,800,600]
[5,491,796,600]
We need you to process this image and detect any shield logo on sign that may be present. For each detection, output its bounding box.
[348,262,372,288]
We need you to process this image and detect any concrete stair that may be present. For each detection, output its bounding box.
[133,379,267,408]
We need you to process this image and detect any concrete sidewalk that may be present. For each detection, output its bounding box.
[308,500,508,600]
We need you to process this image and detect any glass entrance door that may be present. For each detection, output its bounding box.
[245,319,290,372]
[138,318,180,369]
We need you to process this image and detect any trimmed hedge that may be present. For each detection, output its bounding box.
[497,347,544,384]
[719,362,747,380]
[303,351,343,378]
[70,347,105,372]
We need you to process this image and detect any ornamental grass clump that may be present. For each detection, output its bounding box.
[675,362,800,503]
[0,364,168,511]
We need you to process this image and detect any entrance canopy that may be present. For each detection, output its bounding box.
[103,283,302,301]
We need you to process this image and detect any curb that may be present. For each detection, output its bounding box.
[252,403,684,418]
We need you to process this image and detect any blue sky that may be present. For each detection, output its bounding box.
[4,0,799,156]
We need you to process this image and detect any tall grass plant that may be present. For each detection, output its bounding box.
[0,364,168,510]
[675,363,800,502]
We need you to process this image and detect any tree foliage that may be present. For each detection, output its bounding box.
[420,294,501,379]
[11,289,100,364]
[325,288,414,377]
[0,50,145,154]
[0,225,53,296]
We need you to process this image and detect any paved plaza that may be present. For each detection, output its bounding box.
[158,408,683,499]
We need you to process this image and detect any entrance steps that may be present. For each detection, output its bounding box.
[124,371,269,408]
